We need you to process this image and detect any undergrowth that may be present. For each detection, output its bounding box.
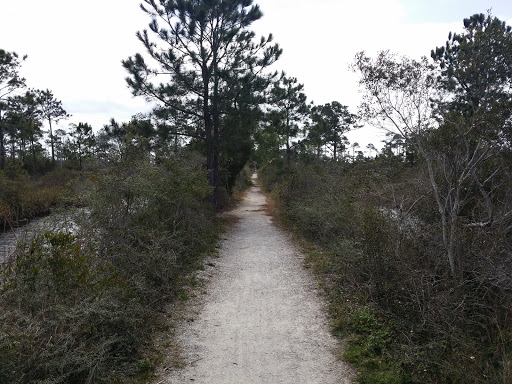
[0,150,222,384]
[0,167,78,231]
[260,160,512,384]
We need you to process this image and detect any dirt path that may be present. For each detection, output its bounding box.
[159,176,354,383]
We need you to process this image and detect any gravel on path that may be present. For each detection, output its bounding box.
[160,175,355,383]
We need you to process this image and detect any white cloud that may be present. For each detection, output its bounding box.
[2,0,512,150]
[1,0,147,130]
[253,1,468,148]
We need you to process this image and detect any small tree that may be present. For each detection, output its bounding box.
[266,75,308,167]
[366,143,377,158]
[36,89,70,166]
[69,122,95,171]
[53,128,68,165]
[6,91,43,172]
[354,44,512,274]
[310,101,359,162]
[0,49,26,170]
[351,142,360,161]
[354,51,465,271]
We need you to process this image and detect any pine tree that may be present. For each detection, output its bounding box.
[36,89,70,166]
[123,0,281,205]
[310,102,359,162]
[0,49,26,170]
[267,76,308,167]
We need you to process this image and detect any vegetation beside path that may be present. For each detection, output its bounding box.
[0,147,231,384]
[260,161,512,384]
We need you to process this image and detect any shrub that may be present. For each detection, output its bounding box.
[0,232,143,384]
[0,150,221,383]
[261,159,512,384]
[0,168,75,228]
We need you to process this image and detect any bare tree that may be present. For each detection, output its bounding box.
[353,50,502,274]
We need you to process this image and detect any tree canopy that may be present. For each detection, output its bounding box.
[266,75,308,167]
[310,101,359,161]
[432,12,512,145]
[0,49,26,170]
[36,89,69,164]
[123,0,282,204]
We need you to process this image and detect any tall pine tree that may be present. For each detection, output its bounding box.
[0,50,26,170]
[123,0,281,205]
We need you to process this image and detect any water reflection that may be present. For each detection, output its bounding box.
[0,210,81,263]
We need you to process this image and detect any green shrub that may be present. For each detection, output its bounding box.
[0,150,221,383]
[0,168,76,228]
[0,232,143,384]
[261,159,512,384]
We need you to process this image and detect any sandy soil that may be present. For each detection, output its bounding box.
[157,176,354,383]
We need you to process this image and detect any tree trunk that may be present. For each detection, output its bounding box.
[31,136,37,172]
[202,59,220,207]
[48,117,55,165]
[212,146,219,205]
[203,96,219,207]
[205,131,219,207]
[286,138,291,168]
[420,143,459,275]
[0,110,5,171]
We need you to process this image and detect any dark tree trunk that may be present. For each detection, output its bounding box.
[208,108,220,208]
[30,136,37,172]
[0,110,5,171]
[286,139,291,168]
[48,118,55,165]
[210,146,219,207]
[204,98,219,207]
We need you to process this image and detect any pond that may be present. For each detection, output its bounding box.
[0,210,81,263]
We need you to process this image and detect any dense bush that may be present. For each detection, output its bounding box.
[261,160,512,384]
[0,167,76,230]
[0,232,142,384]
[0,150,220,383]
[83,150,217,306]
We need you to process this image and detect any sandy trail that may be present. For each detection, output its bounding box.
[160,176,354,383]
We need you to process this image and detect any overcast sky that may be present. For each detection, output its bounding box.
[2,0,512,150]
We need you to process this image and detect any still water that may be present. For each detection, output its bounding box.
[0,211,80,263]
